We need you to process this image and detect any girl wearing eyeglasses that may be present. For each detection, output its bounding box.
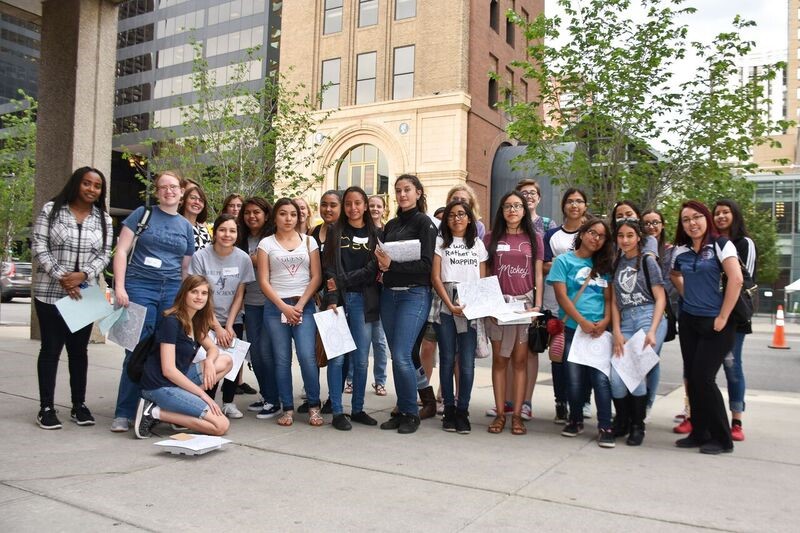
[111,170,196,433]
[178,184,211,251]
[484,191,543,436]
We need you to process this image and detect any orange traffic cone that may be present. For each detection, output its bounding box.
[768,305,790,350]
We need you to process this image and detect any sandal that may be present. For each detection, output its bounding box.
[488,415,506,434]
[373,383,387,396]
[511,414,527,435]
[309,407,324,427]
[344,381,353,394]
[277,411,294,427]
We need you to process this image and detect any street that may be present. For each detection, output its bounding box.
[0,297,31,326]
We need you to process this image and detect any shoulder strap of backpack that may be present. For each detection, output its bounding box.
[135,207,153,237]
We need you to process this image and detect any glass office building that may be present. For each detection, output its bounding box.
[0,10,39,106]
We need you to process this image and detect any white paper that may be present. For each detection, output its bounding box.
[55,285,114,333]
[378,239,421,262]
[313,307,356,359]
[567,328,613,377]
[98,307,124,336]
[193,331,250,382]
[102,302,147,352]
[611,329,660,393]
[153,435,231,454]
[457,276,507,320]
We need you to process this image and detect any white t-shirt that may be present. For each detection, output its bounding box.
[258,234,319,298]
[435,236,488,283]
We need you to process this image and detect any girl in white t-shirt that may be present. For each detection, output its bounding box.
[431,200,488,434]
[257,198,322,427]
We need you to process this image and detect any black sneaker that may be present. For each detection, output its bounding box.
[455,409,471,434]
[397,413,421,434]
[380,412,402,430]
[442,405,456,432]
[247,399,265,412]
[256,404,281,420]
[598,428,616,448]
[236,382,258,395]
[554,402,568,424]
[321,398,333,414]
[350,411,378,426]
[699,441,733,455]
[296,401,310,413]
[675,436,703,449]
[134,398,159,439]
[70,403,95,426]
[37,406,62,430]
[332,414,352,431]
[561,421,584,437]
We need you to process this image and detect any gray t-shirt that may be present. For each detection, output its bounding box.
[189,246,255,325]
[243,235,267,307]
[613,253,663,310]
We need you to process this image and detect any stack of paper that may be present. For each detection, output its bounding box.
[153,434,231,456]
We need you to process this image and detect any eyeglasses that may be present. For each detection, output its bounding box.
[681,213,705,225]
[643,220,662,228]
[186,195,203,202]
[448,212,468,220]
[566,199,586,206]
[585,228,606,240]
[503,203,524,211]
[519,190,539,198]
[156,184,181,192]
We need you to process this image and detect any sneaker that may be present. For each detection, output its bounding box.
[455,409,471,434]
[673,408,688,423]
[332,413,352,431]
[675,436,703,448]
[380,412,403,430]
[321,398,333,414]
[553,402,568,424]
[521,403,533,421]
[235,382,258,395]
[350,411,378,426]
[598,428,616,448]
[70,403,95,426]
[37,406,62,430]
[247,398,265,412]
[442,405,456,432]
[397,413,421,434]
[582,402,593,419]
[731,424,745,442]
[700,441,733,455]
[485,402,514,417]
[256,404,281,420]
[673,418,692,434]
[222,403,244,419]
[110,417,130,432]
[134,399,158,439]
[561,421,584,437]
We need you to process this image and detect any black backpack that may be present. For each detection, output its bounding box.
[127,334,156,383]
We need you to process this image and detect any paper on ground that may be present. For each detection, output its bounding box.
[153,435,231,454]
[567,328,612,377]
[192,330,250,381]
[378,239,420,262]
[611,329,660,393]
[456,276,542,324]
[55,285,113,333]
[104,302,147,352]
[313,307,356,359]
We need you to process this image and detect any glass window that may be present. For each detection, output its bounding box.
[356,51,377,105]
[488,55,498,108]
[506,1,515,47]
[392,45,414,100]
[504,66,514,106]
[359,0,378,27]
[335,144,389,195]
[490,0,499,32]
[395,0,415,20]
[324,0,343,34]
[321,58,341,109]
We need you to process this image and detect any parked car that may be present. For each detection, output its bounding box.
[1,258,32,302]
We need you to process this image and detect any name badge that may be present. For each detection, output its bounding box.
[353,236,369,245]
[144,256,162,268]
[594,278,608,288]
[497,244,511,252]
[222,267,239,276]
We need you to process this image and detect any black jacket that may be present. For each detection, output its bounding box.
[381,207,437,288]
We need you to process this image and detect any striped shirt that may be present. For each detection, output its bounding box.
[31,201,113,304]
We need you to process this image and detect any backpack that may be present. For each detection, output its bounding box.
[127,333,156,383]
[714,238,757,326]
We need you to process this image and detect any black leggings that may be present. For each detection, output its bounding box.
[207,323,244,403]
[678,312,735,449]
[35,299,92,408]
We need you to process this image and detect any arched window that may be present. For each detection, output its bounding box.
[335,143,389,195]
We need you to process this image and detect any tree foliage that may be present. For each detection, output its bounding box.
[501,0,786,283]
[0,92,36,260]
[122,44,331,211]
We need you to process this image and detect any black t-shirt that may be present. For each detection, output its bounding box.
[340,223,372,286]
[141,315,199,390]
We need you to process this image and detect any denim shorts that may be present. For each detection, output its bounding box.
[141,363,208,419]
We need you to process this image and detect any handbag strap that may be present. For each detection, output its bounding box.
[571,273,592,305]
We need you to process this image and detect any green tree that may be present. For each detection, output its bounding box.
[501,0,786,282]
[123,43,331,211]
[0,92,36,260]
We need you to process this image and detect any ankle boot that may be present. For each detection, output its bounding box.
[612,396,631,437]
[418,386,437,419]
[442,405,456,432]
[626,395,648,446]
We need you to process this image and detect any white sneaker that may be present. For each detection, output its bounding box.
[521,403,533,421]
[222,403,244,419]
[582,402,592,419]
[110,417,130,432]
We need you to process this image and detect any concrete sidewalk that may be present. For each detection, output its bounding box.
[0,325,798,532]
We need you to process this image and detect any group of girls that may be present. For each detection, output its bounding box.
[32,167,754,454]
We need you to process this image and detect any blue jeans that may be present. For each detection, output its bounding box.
[380,286,431,415]
[264,298,319,410]
[610,304,667,398]
[328,292,373,414]
[142,363,208,418]
[114,276,181,419]
[723,331,747,413]
[564,327,612,430]
[348,319,389,386]
[433,313,477,411]
[244,304,278,407]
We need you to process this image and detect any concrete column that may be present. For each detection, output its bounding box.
[32,0,119,339]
